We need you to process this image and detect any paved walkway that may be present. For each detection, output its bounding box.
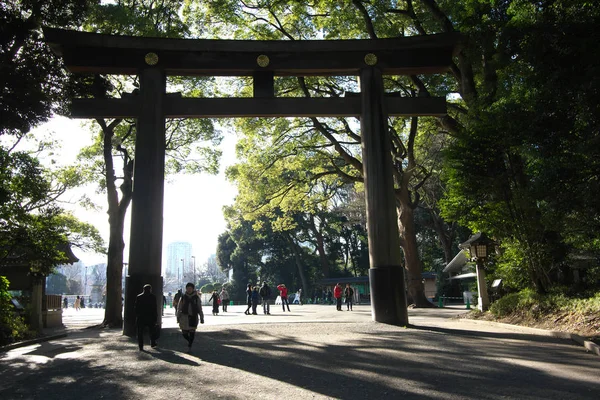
[1,305,598,399]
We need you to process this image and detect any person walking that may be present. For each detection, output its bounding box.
[173,289,183,308]
[334,283,343,311]
[80,297,85,308]
[277,284,291,312]
[209,290,220,316]
[134,284,158,351]
[176,283,204,352]
[344,283,354,311]
[244,283,253,315]
[251,286,260,315]
[220,287,229,312]
[259,282,271,315]
[63,297,68,309]
[74,296,81,311]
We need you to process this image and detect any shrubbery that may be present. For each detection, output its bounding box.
[0,276,33,346]
[490,288,600,318]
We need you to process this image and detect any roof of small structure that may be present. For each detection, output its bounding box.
[443,251,469,273]
[459,232,495,249]
[0,243,79,268]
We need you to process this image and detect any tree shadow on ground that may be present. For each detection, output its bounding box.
[154,324,600,399]
[1,323,598,400]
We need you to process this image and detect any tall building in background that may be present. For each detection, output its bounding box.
[165,242,193,285]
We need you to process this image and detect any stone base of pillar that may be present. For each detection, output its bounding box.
[123,274,163,337]
[369,266,408,325]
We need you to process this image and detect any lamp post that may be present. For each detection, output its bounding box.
[84,266,88,297]
[459,232,495,311]
[180,258,184,289]
[191,256,196,286]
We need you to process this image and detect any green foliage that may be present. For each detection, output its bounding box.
[490,288,600,318]
[439,0,600,292]
[489,289,538,318]
[0,146,104,275]
[0,0,94,136]
[46,273,69,295]
[200,283,214,294]
[0,276,33,346]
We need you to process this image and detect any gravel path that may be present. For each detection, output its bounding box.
[1,306,598,399]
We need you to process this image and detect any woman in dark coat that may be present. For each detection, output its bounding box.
[209,290,220,316]
[244,283,253,315]
[176,283,204,352]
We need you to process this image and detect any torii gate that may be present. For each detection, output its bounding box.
[44,28,459,336]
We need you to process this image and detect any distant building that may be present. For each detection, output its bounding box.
[165,241,192,281]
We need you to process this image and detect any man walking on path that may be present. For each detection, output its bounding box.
[277,283,291,312]
[260,282,271,314]
[334,283,343,311]
[220,287,229,312]
[135,284,158,351]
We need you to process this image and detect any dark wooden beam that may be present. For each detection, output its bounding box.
[44,28,461,77]
[253,72,274,98]
[70,96,446,118]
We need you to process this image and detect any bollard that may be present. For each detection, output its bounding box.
[438,297,443,308]
[466,298,471,309]
[229,300,234,306]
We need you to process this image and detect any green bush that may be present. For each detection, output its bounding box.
[200,283,214,293]
[490,288,600,318]
[0,276,33,346]
[489,288,538,317]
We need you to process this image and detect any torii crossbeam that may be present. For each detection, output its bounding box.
[44,27,460,336]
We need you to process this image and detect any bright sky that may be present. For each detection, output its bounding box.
[28,116,238,269]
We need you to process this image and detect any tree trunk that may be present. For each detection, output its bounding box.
[287,235,309,295]
[397,200,433,307]
[430,210,456,264]
[98,119,133,327]
[310,215,330,277]
[103,214,125,327]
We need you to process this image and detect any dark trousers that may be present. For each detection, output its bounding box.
[281,296,290,311]
[137,320,157,349]
[336,297,342,310]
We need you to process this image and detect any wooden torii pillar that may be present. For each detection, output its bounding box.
[122,67,167,336]
[44,28,459,334]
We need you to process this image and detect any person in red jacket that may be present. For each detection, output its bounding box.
[333,283,343,311]
[277,284,291,312]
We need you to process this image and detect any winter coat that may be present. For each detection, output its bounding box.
[333,285,343,299]
[277,285,288,298]
[259,284,271,299]
[344,287,354,300]
[135,291,157,324]
[177,291,202,330]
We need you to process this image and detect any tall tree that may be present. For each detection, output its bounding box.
[0,0,94,137]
